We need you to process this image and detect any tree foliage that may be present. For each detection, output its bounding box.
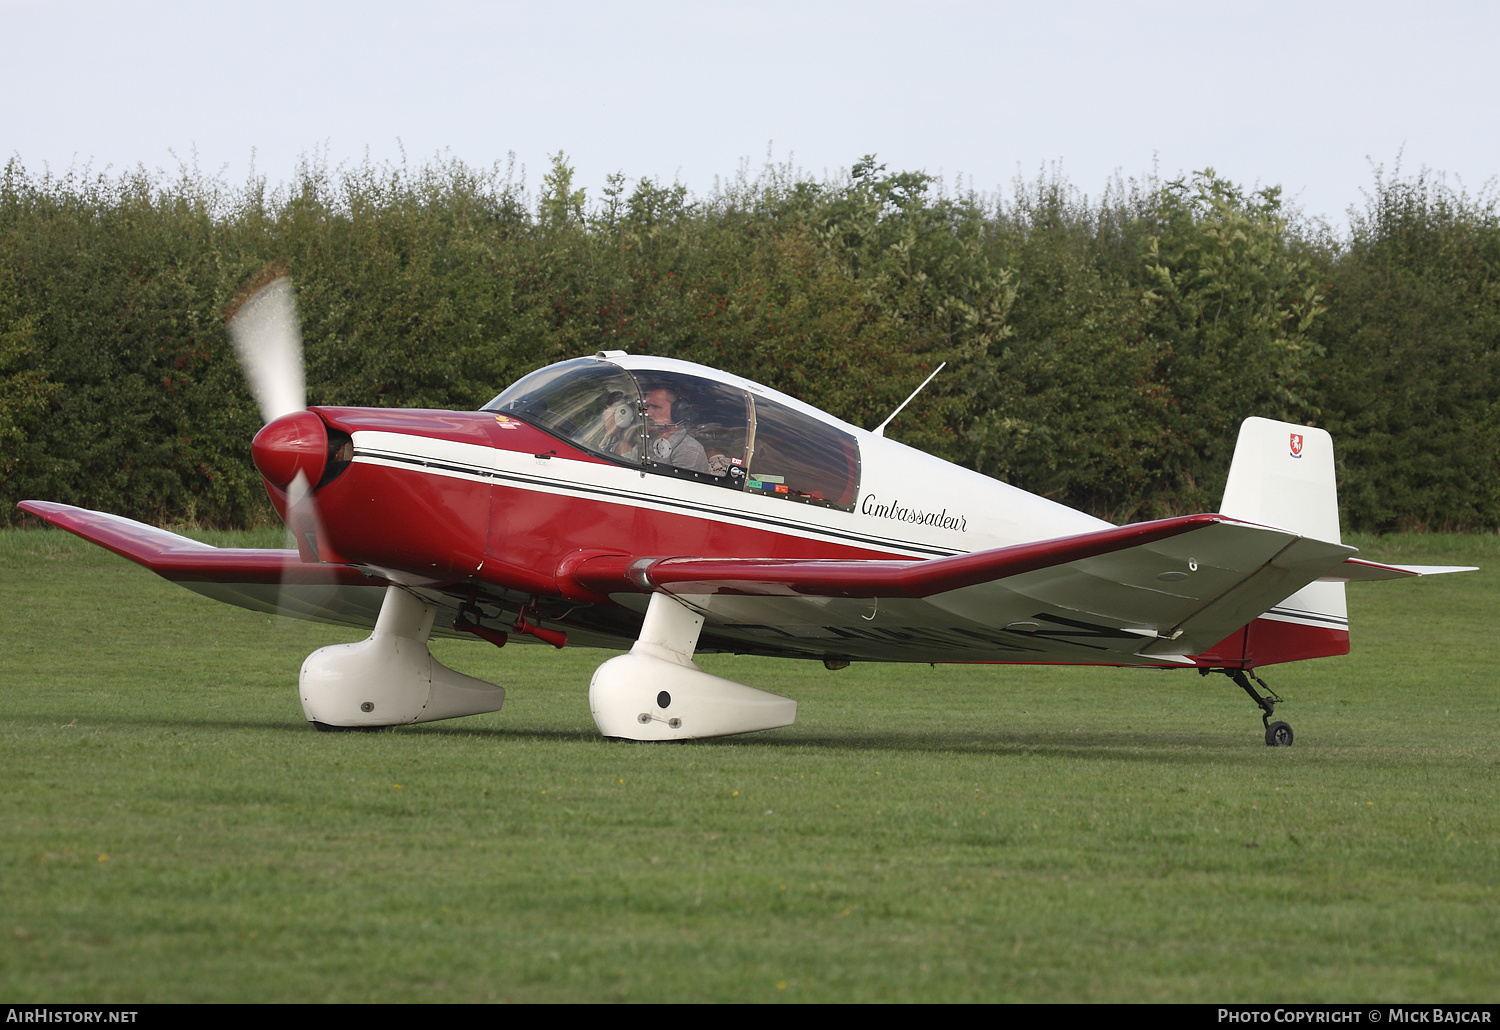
[1,153,1494,531]
[1312,167,1500,530]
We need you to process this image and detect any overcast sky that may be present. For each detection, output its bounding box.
[3,0,1496,226]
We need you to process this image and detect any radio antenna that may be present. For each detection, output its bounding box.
[873,362,946,438]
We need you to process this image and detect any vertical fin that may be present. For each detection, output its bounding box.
[1220,417,1349,665]
[1221,417,1340,543]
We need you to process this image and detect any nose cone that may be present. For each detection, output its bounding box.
[252,410,328,490]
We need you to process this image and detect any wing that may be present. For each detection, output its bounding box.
[18,501,391,629]
[570,514,1365,665]
[24,501,1473,664]
[17,502,633,648]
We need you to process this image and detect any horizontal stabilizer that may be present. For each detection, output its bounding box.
[1324,557,1478,582]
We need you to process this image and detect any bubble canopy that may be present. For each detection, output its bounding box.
[483,356,860,510]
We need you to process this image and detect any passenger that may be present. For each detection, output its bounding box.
[599,391,641,460]
[642,386,710,473]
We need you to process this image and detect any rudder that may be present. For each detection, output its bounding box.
[1219,417,1349,666]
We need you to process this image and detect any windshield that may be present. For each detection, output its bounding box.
[484,357,859,507]
[483,358,643,455]
[483,359,747,487]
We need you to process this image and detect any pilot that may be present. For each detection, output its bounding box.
[642,386,711,474]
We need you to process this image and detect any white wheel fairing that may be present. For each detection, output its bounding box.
[300,585,505,727]
[589,654,796,740]
[588,590,796,740]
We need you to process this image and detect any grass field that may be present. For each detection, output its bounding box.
[1,528,1496,1002]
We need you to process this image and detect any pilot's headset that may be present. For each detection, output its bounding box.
[644,384,694,427]
[604,391,638,432]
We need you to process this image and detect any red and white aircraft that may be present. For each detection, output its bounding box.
[19,278,1473,746]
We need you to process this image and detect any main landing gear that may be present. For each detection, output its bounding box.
[300,585,507,729]
[298,586,792,740]
[589,592,797,740]
[1208,667,1294,747]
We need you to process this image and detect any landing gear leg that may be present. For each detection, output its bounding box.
[589,592,797,740]
[1222,668,1293,747]
[300,585,506,728]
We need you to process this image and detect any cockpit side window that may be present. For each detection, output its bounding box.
[628,373,751,489]
[745,395,860,511]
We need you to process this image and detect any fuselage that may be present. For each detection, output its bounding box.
[273,355,1107,593]
[251,354,1342,668]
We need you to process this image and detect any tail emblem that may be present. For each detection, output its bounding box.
[1289,433,1304,458]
